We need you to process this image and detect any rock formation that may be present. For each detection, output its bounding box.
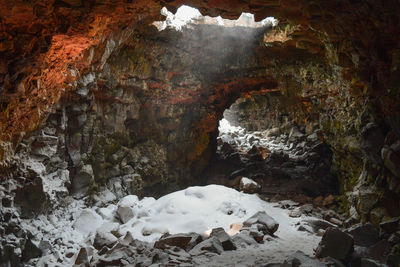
[0,0,400,265]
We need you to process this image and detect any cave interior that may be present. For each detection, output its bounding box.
[0,1,400,266]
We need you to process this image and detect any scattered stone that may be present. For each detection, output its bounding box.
[38,240,52,255]
[315,227,354,261]
[329,217,343,227]
[189,236,223,255]
[154,234,193,250]
[93,231,118,250]
[243,211,279,235]
[75,247,90,265]
[231,232,258,247]
[299,204,313,214]
[210,227,236,251]
[278,200,299,209]
[119,232,135,246]
[303,219,336,233]
[239,177,261,194]
[289,208,302,218]
[317,229,325,236]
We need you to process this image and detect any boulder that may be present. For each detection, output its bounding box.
[288,127,305,141]
[315,227,354,261]
[73,209,103,235]
[189,236,223,255]
[75,247,90,265]
[38,240,52,255]
[232,232,258,248]
[93,231,118,250]
[116,195,138,224]
[380,217,400,234]
[243,211,279,235]
[154,234,193,250]
[347,223,380,247]
[239,177,261,194]
[22,239,42,262]
[70,164,94,198]
[210,228,236,251]
[14,176,47,219]
[289,208,302,218]
[358,188,379,215]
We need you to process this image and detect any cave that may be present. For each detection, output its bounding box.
[0,1,400,266]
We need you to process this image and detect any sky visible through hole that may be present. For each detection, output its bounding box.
[154,5,278,31]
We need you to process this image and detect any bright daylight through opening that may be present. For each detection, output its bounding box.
[154,5,278,31]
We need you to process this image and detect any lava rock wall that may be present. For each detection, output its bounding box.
[0,0,400,230]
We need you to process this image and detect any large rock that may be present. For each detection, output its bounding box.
[154,233,197,250]
[14,176,47,219]
[243,211,279,235]
[210,227,236,251]
[93,223,119,250]
[189,236,223,255]
[380,217,400,234]
[315,227,354,261]
[239,177,261,194]
[347,223,380,247]
[73,209,103,235]
[70,164,94,198]
[22,239,42,262]
[116,195,138,224]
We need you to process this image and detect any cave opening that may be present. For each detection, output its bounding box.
[1,1,400,266]
[153,5,278,31]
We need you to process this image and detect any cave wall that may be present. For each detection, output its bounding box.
[0,21,280,204]
[0,0,399,228]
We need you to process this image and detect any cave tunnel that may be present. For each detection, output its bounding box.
[0,1,400,266]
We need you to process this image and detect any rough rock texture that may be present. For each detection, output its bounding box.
[1,1,400,264]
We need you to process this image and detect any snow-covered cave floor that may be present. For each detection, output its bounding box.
[21,185,321,266]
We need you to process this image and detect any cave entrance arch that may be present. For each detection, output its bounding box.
[206,91,339,201]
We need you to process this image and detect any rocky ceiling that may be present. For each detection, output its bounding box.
[1,0,399,146]
[0,0,400,222]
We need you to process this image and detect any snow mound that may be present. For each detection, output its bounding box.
[118,184,268,242]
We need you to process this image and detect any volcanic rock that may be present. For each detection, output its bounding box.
[210,227,236,251]
[315,227,354,261]
[243,211,279,235]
